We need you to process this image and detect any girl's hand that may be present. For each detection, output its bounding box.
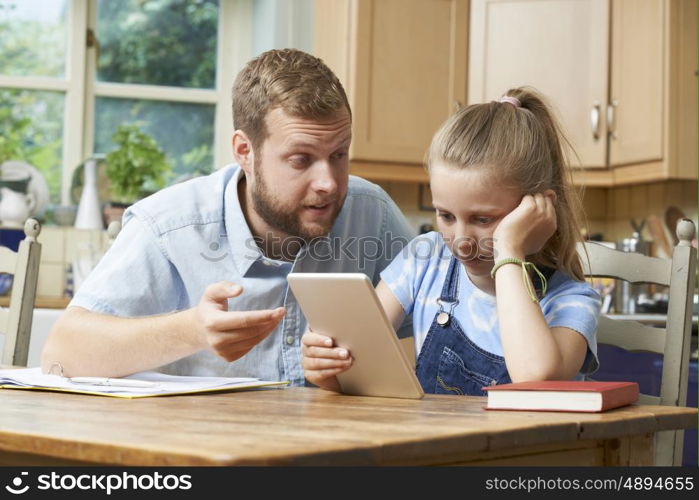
[301,330,353,392]
[492,190,557,260]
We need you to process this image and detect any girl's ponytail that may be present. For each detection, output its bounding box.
[428,86,586,280]
[505,88,585,280]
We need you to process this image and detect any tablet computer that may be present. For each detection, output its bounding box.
[287,273,424,399]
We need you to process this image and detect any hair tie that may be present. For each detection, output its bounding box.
[499,96,521,108]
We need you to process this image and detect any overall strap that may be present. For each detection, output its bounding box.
[439,257,461,303]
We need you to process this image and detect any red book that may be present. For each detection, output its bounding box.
[482,381,640,413]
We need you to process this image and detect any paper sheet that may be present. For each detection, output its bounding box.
[0,367,288,398]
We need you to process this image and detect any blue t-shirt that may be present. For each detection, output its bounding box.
[380,232,601,376]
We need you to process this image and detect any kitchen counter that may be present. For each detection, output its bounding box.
[606,314,698,327]
[0,296,70,309]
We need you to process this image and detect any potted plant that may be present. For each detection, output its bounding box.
[103,124,171,223]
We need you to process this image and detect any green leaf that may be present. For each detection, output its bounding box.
[105,124,171,203]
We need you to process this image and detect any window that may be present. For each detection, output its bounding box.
[0,0,68,205]
[0,0,251,210]
[91,0,219,182]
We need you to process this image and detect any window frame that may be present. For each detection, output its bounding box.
[0,0,88,205]
[0,0,251,205]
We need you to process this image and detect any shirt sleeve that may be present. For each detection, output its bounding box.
[541,278,602,374]
[369,188,417,286]
[367,187,417,339]
[380,232,441,317]
[69,214,186,316]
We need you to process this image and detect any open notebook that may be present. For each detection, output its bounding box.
[0,368,288,399]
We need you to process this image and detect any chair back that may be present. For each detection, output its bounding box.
[577,219,696,465]
[0,218,41,366]
[107,219,121,245]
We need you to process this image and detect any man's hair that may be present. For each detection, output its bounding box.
[232,48,351,152]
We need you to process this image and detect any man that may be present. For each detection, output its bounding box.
[41,49,415,385]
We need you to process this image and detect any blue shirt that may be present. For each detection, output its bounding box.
[70,165,416,385]
[380,232,601,376]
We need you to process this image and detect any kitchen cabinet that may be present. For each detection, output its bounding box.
[314,0,468,172]
[608,0,663,167]
[468,0,697,185]
[470,0,610,168]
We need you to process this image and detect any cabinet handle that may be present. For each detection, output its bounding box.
[590,102,601,141]
[607,99,618,140]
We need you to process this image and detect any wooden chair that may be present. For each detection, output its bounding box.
[107,219,122,245]
[577,218,697,466]
[0,218,41,366]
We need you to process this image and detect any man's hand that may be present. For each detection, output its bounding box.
[301,330,352,392]
[191,282,286,362]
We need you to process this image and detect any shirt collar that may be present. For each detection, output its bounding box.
[223,166,263,276]
[223,165,306,276]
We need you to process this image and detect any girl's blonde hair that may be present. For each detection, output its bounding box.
[427,87,585,280]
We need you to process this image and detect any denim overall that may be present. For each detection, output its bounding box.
[416,257,555,395]
[415,257,510,395]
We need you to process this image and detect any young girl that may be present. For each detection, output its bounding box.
[302,87,601,395]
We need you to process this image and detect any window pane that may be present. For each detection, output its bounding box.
[0,88,64,205]
[0,0,67,78]
[96,0,219,89]
[93,97,215,186]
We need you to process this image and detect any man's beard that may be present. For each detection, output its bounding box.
[250,167,343,242]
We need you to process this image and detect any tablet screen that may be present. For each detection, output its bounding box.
[288,273,424,399]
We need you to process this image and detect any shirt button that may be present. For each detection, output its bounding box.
[285,335,295,345]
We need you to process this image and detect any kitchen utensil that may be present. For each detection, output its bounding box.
[626,218,647,251]
[646,214,672,258]
[0,175,31,194]
[53,205,78,226]
[74,158,104,230]
[0,161,50,217]
[630,218,646,235]
[664,206,686,245]
[0,187,36,228]
[615,220,649,314]
[70,155,110,205]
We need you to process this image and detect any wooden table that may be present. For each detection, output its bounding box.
[0,295,70,309]
[0,387,695,466]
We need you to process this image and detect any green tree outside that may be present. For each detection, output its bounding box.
[0,0,218,206]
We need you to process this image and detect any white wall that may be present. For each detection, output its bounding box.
[0,308,62,368]
[251,0,314,56]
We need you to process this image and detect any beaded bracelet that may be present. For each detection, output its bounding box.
[490,257,548,303]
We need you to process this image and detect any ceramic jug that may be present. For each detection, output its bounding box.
[74,158,104,230]
[0,187,36,228]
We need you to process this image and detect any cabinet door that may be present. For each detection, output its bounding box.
[668,0,698,179]
[351,0,468,163]
[469,0,610,168]
[608,0,664,166]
